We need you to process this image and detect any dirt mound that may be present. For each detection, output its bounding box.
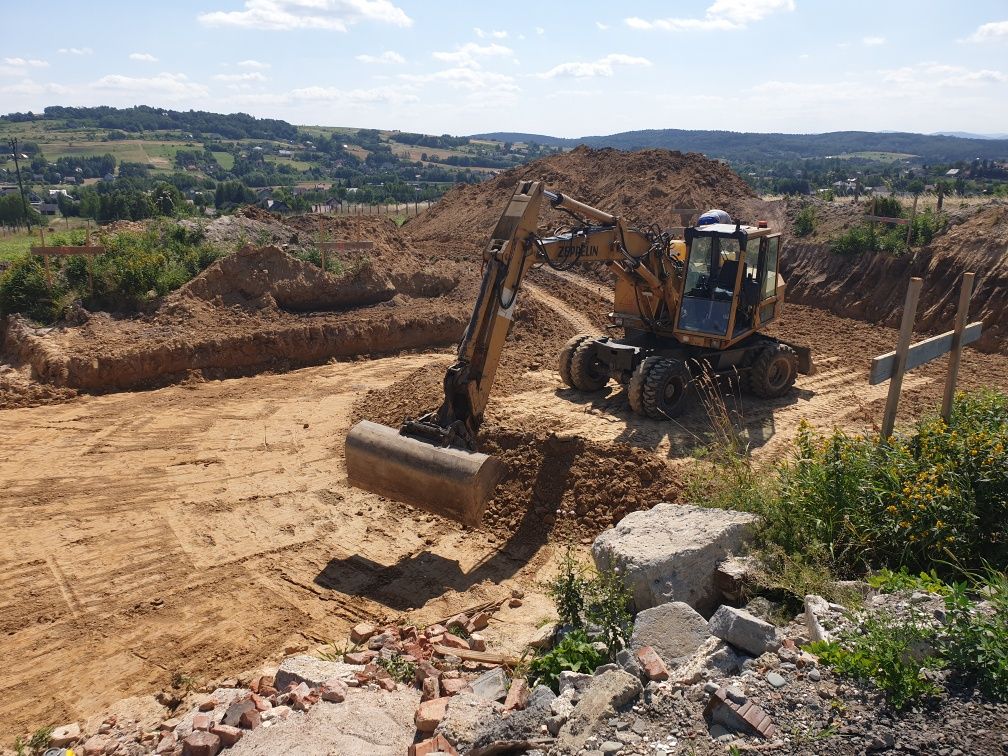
[174,245,399,311]
[782,203,1008,353]
[406,146,765,254]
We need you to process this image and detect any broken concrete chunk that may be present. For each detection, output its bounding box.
[558,670,593,694]
[708,605,780,657]
[527,622,557,650]
[49,722,81,747]
[804,594,833,643]
[470,666,508,701]
[629,601,710,668]
[557,670,643,753]
[593,502,757,612]
[274,655,363,691]
[434,693,505,753]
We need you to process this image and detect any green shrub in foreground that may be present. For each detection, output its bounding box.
[528,630,602,692]
[766,391,1008,577]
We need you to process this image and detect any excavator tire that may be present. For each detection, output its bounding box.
[628,356,662,415]
[642,357,691,419]
[748,343,799,398]
[558,333,592,388]
[569,338,609,392]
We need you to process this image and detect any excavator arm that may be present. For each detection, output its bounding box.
[344,181,679,524]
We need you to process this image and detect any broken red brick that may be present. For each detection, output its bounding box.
[198,698,216,712]
[344,650,377,665]
[251,693,272,712]
[192,712,211,731]
[440,677,469,696]
[414,661,440,685]
[425,623,448,638]
[469,612,491,631]
[209,725,242,747]
[468,633,487,652]
[504,678,529,711]
[238,708,261,730]
[439,632,469,650]
[155,732,176,754]
[83,735,112,756]
[350,622,377,644]
[376,676,397,692]
[421,676,440,701]
[321,678,348,703]
[181,731,221,756]
[637,645,670,682]
[704,687,777,739]
[408,733,458,756]
[415,696,451,733]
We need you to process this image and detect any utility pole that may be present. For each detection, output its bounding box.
[8,137,32,231]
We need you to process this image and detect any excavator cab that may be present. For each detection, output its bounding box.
[674,222,782,348]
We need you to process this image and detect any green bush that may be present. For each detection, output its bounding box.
[941,573,1008,701]
[807,609,941,709]
[0,221,224,322]
[766,392,1008,577]
[909,208,946,246]
[870,196,903,218]
[868,567,951,596]
[528,630,603,691]
[794,205,816,236]
[545,548,633,659]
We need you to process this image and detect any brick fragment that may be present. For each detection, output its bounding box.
[321,678,348,703]
[192,712,211,731]
[251,692,272,711]
[421,676,441,701]
[504,678,529,711]
[414,696,451,733]
[181,731,221,756]
[344,650,377,665]
[704,687,777,739]
[414,661,441,684]
[82,735,112,756]
[439,632,469,650]
[209,725,242,747]
[636,645,670,681]
[440,677,469,696]
[468,633,487,652]
[408,733,459,756]
[198,699,216,712]
[238,708,261,730]
[425,624,448,638]
[155,732,176,754]
[350,622,377,644]
[469,611,491,631]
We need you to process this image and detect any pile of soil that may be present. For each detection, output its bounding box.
[406,146,770,255]
[782,203,1008,353]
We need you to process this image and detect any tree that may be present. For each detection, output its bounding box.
[152,182,183,216]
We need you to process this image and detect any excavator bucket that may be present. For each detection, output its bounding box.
[344,420,505,526]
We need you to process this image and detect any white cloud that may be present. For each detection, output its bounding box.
[965,20,1008,43]
[537,53,651,79]
[4,57,49,68]
[356,50,406,64]
[58,47,93,55]
[90,72,210,100]
[596,21,610,30]
[289,85,418,104]
[198,0,412,31]
[432,42,512,67]
[535,26,545,35]
[129,52,159,62]
[880,62,1007,89]
[0,78,71,96]
[400,67,519,93]
[213,71,269,82]
[862,36,885,46]
[237,59,271,69]
[474,27,508,39]
[626,0,794,32]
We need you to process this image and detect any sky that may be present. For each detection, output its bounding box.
[2,0,1007,137]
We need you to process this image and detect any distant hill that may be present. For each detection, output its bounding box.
[473,129,1008,163]
[932,131,1008,140]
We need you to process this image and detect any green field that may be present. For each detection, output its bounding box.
[833,151,919,161]
[211,151,235,169]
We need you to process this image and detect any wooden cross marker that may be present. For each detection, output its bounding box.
[871,273,982,439]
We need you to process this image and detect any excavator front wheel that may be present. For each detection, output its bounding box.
[569,338,609,392]
[748,343,799,398]
[628,356,661,415]
[558,333,592,388]
[641,357,691,419]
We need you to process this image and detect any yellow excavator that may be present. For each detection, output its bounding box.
[345,181,813,525]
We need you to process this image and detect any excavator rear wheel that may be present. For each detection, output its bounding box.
[748,343,799,398]
[642,357,691,419]
[569,338,609,392]
[558,333,592,388]
[628,356,662,415]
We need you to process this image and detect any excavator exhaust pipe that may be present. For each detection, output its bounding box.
[344,420,505,526]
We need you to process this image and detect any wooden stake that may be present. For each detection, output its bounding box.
[941,272,975,423]
[881,277,922,440]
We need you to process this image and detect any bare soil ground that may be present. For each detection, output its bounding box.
[2,149,1008,742]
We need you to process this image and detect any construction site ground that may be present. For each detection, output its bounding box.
[2,148,1008,742]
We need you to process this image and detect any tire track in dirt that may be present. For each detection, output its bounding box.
[522,280,597,336]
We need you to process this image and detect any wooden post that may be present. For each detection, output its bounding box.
[906,194,918,248]
[941,272,975,423]
[937,184,944,213]
[881,277,923,440]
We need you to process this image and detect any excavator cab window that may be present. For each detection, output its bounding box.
[732,236,764,337]
[678,230,745,336]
